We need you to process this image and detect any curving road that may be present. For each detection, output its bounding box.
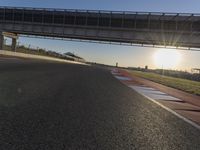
[0,57,200,150]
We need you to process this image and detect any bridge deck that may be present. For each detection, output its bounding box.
[0,7,200,49]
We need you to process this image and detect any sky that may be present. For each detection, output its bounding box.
[0,0,200,70]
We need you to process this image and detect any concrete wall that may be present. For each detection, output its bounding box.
[0,50,86,65]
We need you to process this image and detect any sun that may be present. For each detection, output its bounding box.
[153,49,181,69]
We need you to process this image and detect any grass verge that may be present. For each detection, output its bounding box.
[128,70,200,96]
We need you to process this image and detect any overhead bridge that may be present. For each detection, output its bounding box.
[0,6,200,50]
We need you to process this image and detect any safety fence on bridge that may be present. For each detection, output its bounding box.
[0,6,200,49]
[0,6,200,33]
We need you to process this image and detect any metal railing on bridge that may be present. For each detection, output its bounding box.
[0,6,200,49]
[0,6,200,33]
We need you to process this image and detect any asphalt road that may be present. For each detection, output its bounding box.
[0,57,200,150]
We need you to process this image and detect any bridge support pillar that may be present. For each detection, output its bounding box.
[0,32,4,50]
[2,32,18,51]
[11,38,17,51]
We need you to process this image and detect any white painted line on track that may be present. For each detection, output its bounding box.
[129,85,182,101]
[114,76,132,81]
[111,72,122,76]
[138,92,200,131]
[111,69,200,130]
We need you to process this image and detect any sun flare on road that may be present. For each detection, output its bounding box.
[153,49,182,69]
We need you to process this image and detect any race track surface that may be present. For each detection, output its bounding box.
[0,57,200,150]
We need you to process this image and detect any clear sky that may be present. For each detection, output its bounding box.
[0,0,200,70]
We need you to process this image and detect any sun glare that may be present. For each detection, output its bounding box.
[153,49,181,69]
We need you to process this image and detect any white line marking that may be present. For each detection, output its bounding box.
[111,71,200,130]
[138,92,200,130]
[111,72,122,75]
[114,76,132,81]
[129,85,182,101]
